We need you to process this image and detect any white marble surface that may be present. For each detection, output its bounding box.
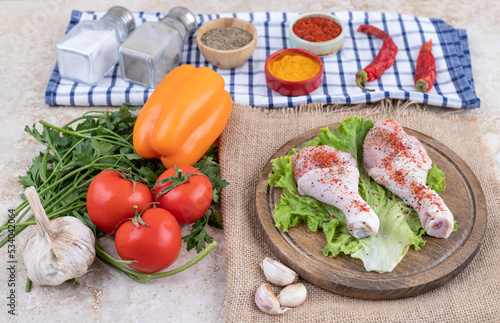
[0,0,499,322]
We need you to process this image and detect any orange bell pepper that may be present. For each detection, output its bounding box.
[133,65,233,168]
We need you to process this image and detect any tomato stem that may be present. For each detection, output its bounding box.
[130,205,149,228]
[154,165,203,198]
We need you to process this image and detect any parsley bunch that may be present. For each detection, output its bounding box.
[0,105,226,283]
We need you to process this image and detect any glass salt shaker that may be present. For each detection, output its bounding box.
[56,6,135,85]
[119,7,197,88]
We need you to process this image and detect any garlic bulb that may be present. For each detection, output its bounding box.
[277,283,307,307]
[261,257,298,286]
[23,186,96,286]
[255,283,290,315]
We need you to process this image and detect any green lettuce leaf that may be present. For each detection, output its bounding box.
[268,117,443,273]
[427,163,446,193]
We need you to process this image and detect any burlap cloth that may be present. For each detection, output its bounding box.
[219,100,500,322]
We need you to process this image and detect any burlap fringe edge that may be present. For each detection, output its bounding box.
[236,98,475,121]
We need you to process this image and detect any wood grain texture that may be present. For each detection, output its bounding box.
[255,124,487,300]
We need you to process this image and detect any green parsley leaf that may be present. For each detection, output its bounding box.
[182,213,214,253]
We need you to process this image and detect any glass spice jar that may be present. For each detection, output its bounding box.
[56,6,135,85]
[118,7,197,88]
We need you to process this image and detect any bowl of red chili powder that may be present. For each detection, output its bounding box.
[289,12,345,56]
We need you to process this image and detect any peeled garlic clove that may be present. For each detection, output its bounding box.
[255,283,290,315]
[261,257,298,286]
[277,283,307,307]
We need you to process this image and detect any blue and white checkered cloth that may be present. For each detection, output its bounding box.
[45,10,480,109]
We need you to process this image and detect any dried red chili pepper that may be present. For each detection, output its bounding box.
[293,17,342,42]
[414,39,437,93]
[356,25,398,92]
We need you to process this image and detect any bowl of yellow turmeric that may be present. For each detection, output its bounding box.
[265,48,324,96]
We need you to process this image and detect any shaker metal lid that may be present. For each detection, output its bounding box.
[106,6,136,35]
[167,7,197,35]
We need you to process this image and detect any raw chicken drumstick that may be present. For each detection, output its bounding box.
[363,119,454,238]
[291,145,380,238]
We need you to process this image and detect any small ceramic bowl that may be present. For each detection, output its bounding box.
[288,12,345,56]
[265,48,324,96]
[196,18,258,69]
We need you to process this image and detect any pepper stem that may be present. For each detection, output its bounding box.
[415,79,429,93]
[355,70,375,92]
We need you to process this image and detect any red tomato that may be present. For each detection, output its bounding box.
[114,208,182,273]
[87,170,154,234]
[154,165,213,225]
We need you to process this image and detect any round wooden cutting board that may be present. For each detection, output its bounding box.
[255,124,487,300]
